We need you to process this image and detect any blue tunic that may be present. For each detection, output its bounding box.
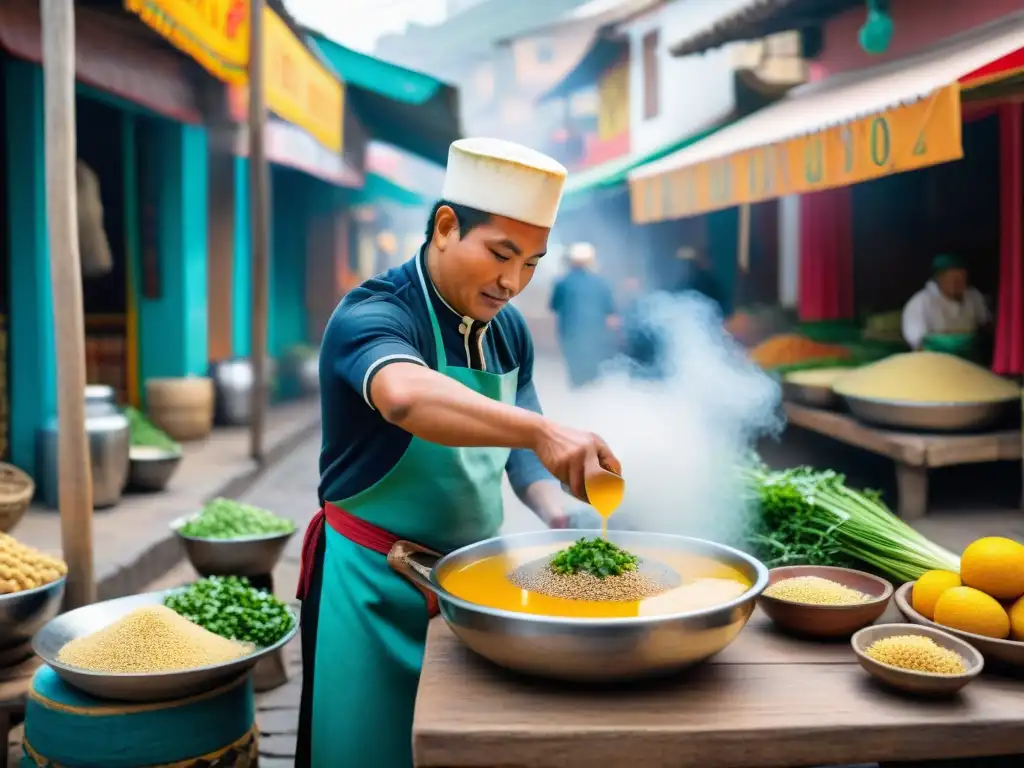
[318,247,553,506]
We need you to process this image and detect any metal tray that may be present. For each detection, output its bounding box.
[841,394,1018,433]
[33,589,298,702]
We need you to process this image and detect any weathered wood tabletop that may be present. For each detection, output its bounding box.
[413,605,1024,768]
[783,402,1022,519]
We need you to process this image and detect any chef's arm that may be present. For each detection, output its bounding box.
[506,380,574,527]
[371,362,546,449]
[901,298,927,350]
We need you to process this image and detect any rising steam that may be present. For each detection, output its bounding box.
[556,291,783,545]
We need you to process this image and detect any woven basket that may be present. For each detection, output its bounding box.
[146,377,215,442]
[0,462,34,532]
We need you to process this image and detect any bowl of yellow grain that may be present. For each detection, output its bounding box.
[758,565,893,638]
[852,624,983,696]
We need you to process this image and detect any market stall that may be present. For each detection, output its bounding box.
[785,402,1021,519]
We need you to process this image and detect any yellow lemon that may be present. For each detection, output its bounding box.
[1010,596,1024,642]
[911,570,962,620]
[933,586,1010,639]
[960,536,1024,600]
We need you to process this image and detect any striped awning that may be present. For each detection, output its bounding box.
[629,13,1024,223]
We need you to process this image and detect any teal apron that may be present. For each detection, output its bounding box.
[305,256,517,767]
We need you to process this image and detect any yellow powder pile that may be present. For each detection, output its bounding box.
[764,576,870,606]
[783,368,855,387]
[865,635,967,675]
[833,352,1021,404]
[58,605,251,673]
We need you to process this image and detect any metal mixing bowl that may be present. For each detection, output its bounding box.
[170,514,295,577]
[388,529,768,683]
[32,589,299,702]
[841,394,1018,432]
[128,446,183,491]
[0,577,66,650]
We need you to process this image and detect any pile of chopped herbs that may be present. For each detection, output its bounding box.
[741,463,960,583]
[179,497,296,539]
[124,406,180,453]
[165,576,295,648]
[549,537,640,579]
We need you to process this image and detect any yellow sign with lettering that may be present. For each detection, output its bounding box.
[126,0,249,84]
[125,1,343,154]
[630,83,963,223]
[263,7,343,155]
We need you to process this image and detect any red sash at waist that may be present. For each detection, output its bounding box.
[296,502,439,617]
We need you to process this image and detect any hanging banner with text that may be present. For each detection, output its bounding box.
[629,83,963,223]
[125,0,343,154]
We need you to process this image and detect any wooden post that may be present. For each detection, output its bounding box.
[249,0,270,464]
[737,203,751,274]
[41,0,96,608]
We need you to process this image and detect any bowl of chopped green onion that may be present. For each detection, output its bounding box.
[172,498,297,577]
[125,406,183,491]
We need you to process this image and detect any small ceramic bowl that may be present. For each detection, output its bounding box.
[852,623,983,696]
[758,565,894,638]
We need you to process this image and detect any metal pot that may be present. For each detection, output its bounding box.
[37,386,131,509]
[388,529,768,683]
[209,358,254,426]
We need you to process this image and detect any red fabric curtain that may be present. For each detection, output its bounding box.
[993,102,1024,376]
[797,186,855,321]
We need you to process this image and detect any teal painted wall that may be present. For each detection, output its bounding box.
[269,168,309,358]
[3,59,56,477]
[232,156,251,357]
[138,120,209,382]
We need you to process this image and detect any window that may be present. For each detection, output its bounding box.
[642,29,660,120]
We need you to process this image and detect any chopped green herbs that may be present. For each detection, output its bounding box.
[179,498,296,539]
[549,537,640,579]
[165,576,295,648]
[124,406,180,453]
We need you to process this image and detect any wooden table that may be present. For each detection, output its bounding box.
[784,403,1021,520]
[414,607,1024,768]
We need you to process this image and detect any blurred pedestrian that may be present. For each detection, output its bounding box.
[549,242,618,388]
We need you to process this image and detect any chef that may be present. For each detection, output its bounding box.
[901,254,991,350]
[295,138,621,768]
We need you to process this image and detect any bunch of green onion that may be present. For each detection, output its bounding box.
[741,464,960,583]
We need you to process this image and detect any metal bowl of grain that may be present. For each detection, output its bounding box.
[841,395,1018,433]
[0,576,66,651]
[32,589,298,702]
[128,446,183,491]
[387,529,769,683]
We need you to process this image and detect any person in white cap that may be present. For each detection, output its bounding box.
[549,242,619,387]
[295,138,622,768]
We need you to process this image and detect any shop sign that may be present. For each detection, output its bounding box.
[127,1,344,154]
[263,7,344,155]
[630,83,963,223]
[597,60,629,142]
[124,0,249,85]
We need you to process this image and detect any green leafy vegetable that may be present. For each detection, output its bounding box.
[550,537,640,579]
[180,497,296,539]
[124,406,180,452]
[741,463,960,582]
[165,576,295,647]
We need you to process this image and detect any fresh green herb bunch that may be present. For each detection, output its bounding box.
[124,406,180,453]
[549,537,641,579]
[180,498,296,539]
[164,575,296,648]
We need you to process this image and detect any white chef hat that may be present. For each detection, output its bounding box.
[441,138,567,229]
[567,242,596,265]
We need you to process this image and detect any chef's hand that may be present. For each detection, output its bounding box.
[531,422,621,502]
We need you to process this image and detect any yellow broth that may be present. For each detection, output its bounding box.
[438,543,752,619]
